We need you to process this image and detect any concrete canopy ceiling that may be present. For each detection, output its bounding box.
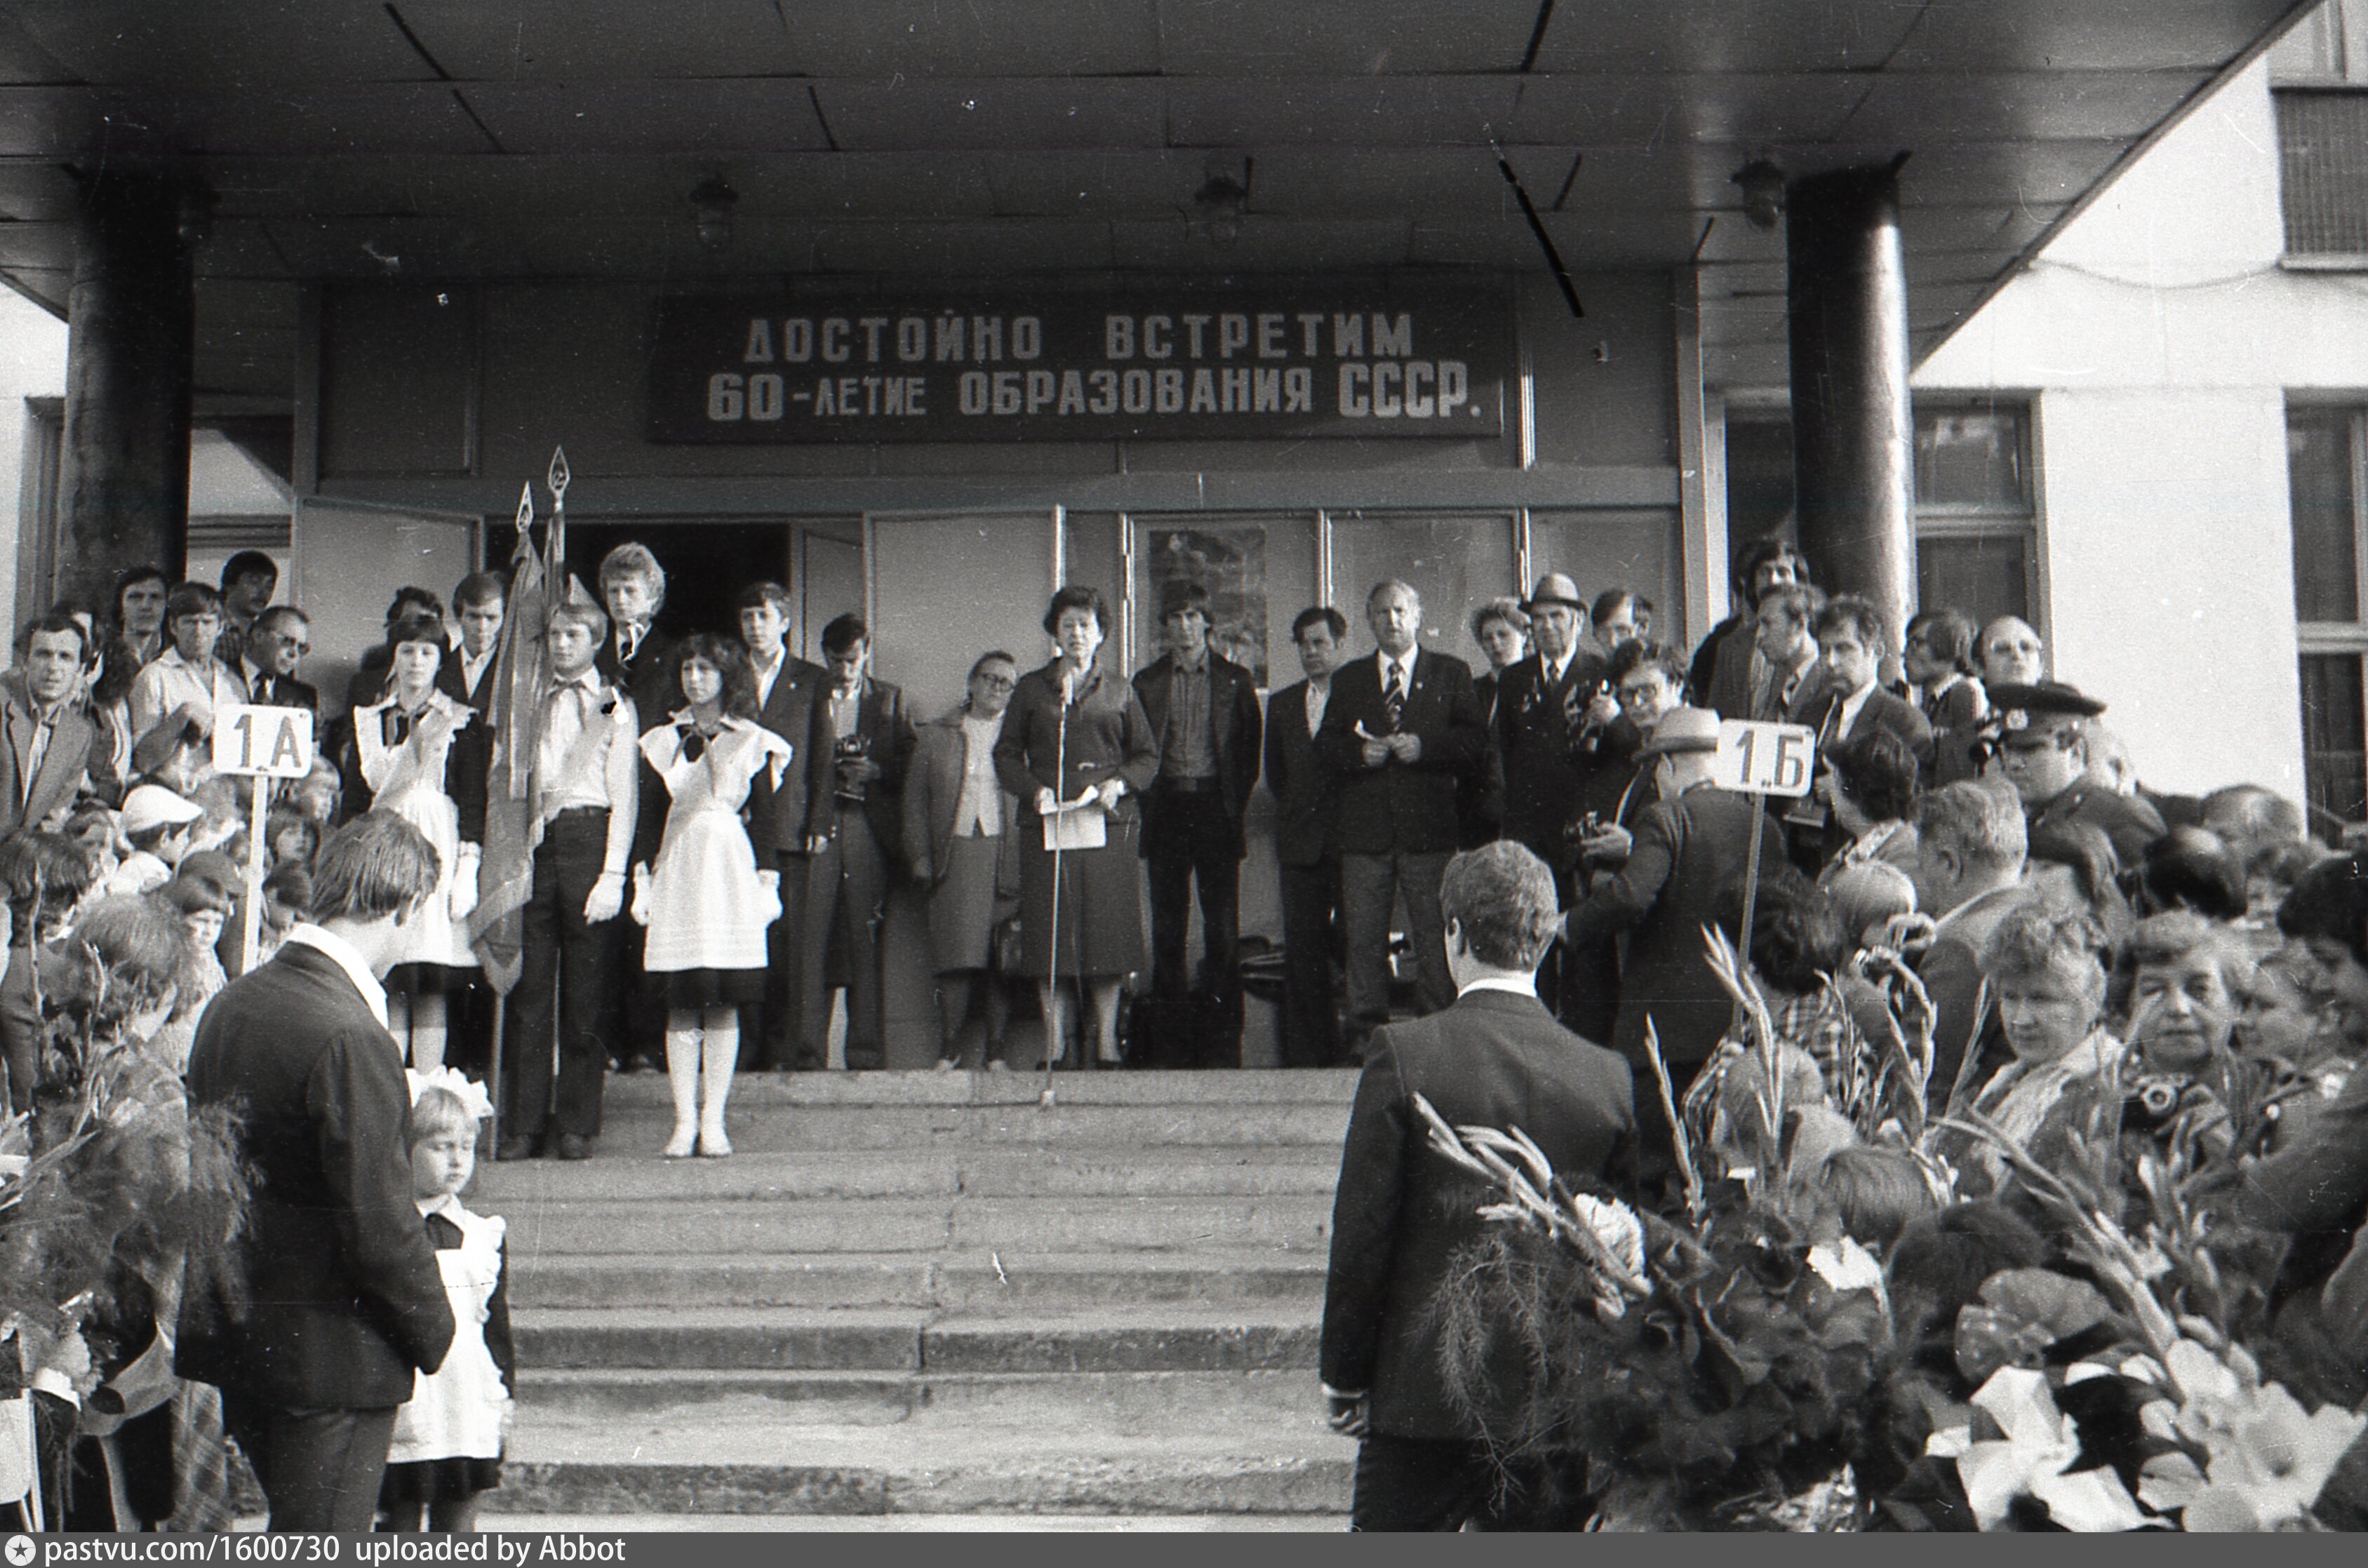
[0,0,2313,410]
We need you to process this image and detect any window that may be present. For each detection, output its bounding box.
[2289,406,2368,832]
[1720,402,2036,631]
[2277,91,2368,260]
[1913,401,2038,634]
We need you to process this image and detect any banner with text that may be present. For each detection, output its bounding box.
[648,282,1512,443]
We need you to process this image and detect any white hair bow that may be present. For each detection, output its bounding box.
[406,1065,494,1121]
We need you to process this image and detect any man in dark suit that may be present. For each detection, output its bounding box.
[1266,606,1348,1068]
[1133,580,1263,1068]
[1492,573,1616,1028]
[439,571,509,711]
[0,612,102,838]
[1911,779,2031,1095]
[1561,706,1784,1188]
[177,812,457,1530]
[234,606,321,719]
[594,542,676,1073]
[1322,840,1636,1530]
[740,579,830,1069]
[1784,596,1933,870]
[800,613,914,1071]
[212,549,280,671]
[1316,581,1490,1057]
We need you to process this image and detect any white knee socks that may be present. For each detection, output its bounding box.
[664,1027,700,1158]
[699,1021,737,1157]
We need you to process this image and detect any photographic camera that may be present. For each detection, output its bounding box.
[834,734,872,805]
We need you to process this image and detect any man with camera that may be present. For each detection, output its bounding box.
[798,614,914,1071]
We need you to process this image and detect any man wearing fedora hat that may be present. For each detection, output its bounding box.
[1492,573,1615,1025]
[1133,579,1263,1067]
[1562,705,1785,1189]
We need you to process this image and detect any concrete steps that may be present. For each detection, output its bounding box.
[474,1069,1362,1520]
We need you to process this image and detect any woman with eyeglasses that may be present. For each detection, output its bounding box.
[345,617,490,1073]
[634,634,792,1158]
[904,651,1025,1071]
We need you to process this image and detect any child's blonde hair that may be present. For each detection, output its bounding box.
[409,1085,477,1146]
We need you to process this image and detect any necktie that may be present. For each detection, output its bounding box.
[1382,659,1405,732]
[1559,660,1583,732]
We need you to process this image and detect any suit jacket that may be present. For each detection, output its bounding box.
[1313,648,1488,858]
[1321,987,1636,1439]
[749,651,827,859]
[1918,881,2029,1099]
[1787,681,1935,763]
[801,677,916,862]
[598,624,678,736]
[2030,779,2167,873]
[1132,652,1263,833]
[436,648,502,711]
[1562,783,1787,1066]
[1494,648,1616,865]
[1264,679,1335,869]
[175,940,455,1410]
[244,669,320,720]
[0,678,98,838]
[902,709,1022,893]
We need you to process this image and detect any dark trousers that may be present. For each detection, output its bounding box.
[1,942,36,1113]
[801,811,887,1068]
[1340,849,1453,1054]
[504,809,626,1139]
[1351,1433,1584,1532]
[220,1395,397,1532]
[1278,855,1344,1067]
[1145,786,1242,1000]
[755,850,812,1068]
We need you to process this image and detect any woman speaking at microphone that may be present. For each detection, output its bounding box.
[994,587,1158,1069]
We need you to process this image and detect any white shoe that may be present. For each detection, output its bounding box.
[662,1125,697,1159]
[697,1130,733,1158]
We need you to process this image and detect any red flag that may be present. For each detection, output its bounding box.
[467,484,550,994]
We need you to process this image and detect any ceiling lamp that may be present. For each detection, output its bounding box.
[690,177,737,252]
[1732,159,1786,229]
[1193,156,1251,247]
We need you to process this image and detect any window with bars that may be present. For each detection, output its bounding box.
[1721,401,2036,632]
[2288,406,2368,833]
[2277,90,2368,259]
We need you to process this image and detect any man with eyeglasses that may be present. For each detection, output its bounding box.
[241,605,320,720]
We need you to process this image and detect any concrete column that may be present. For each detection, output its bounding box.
[1786,163,1915,641]
[53,167,198,611]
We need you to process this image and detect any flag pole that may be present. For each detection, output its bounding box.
[486,479,537,1156]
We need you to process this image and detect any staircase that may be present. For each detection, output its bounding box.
[472,1070,1360,1526]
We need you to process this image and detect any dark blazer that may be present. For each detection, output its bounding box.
[1264,679,1335,869]
[1562,783,1787,1066]
[435,648,501,712]
[801,677,916,863]
[749,651,827,859]
[176,940,455,1410]
[1494,648,1616,866]
[1787,681,1935,763]
[902,708,1022,891]
[1314,648,1488,858]
[1321,987,1636,1439]
[598,625,678,737]
[1132,651,1263,833]
[1918,882,2028,1098]
[2030,779,2168,871]
[240,667,320,721]
[0,678,98,838]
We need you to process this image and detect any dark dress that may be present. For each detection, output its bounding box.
[994,660,1159,981]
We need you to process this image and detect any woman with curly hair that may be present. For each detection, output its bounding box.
[635,634,792,1158]
[1949,898,2122,1193]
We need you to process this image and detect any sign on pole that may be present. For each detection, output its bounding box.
[212,704,318,972]
[1714,719,1817,798]
[211,704,317,780]
[1713,720,1819,1028]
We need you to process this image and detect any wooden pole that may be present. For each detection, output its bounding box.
[241,777,267,972]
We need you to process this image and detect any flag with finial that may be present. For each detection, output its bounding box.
[467,479,552,993]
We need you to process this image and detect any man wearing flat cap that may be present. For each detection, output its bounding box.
[1560,706,1784,1191]
[1991,680,2165,871]
[1133,579,1263,1066]
[1492,574,1614,1026]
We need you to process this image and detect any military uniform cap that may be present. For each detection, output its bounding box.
[1986,680,2106,719]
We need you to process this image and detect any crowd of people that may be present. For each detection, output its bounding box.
[6,526,2368,1531]
[1314,535,2368,1529]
